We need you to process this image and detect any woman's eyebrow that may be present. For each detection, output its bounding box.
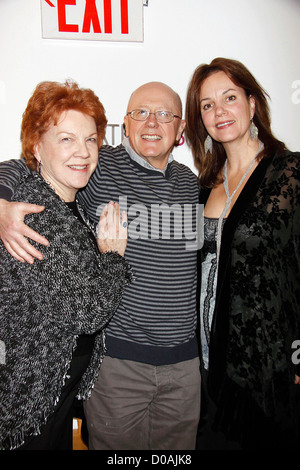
[200,88,236,103]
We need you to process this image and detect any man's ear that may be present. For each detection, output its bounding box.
[123,115,129,137]
[176,119,186,142]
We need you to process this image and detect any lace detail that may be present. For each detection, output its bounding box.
[200,217,226,369]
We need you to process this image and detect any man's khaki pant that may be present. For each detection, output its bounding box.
[84,356,201,450]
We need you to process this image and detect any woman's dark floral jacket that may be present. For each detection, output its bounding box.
[199,150,300,447]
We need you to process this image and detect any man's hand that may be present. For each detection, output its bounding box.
[0,199,49,263]
[97,202,128,257]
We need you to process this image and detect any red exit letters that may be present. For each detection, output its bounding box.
[57,0,129,34]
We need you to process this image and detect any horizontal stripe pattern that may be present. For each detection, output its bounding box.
[78,145,199,353]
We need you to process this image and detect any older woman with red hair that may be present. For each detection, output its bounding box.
[0,80,131,450]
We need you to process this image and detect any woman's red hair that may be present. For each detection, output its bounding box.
[21,80,107,170]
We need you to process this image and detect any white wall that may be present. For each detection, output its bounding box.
[0,0,299,173]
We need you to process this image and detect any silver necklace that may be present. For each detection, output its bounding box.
[216,140,263,262]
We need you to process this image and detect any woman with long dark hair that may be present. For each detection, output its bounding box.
[185,58,300,449]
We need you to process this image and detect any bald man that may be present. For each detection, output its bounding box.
[0,82,201,450]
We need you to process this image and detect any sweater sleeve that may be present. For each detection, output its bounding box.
[40,247,133,335]
[12,177,132,335]
[0,159,30,200]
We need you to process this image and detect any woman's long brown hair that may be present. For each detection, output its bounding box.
[185,58,286,188]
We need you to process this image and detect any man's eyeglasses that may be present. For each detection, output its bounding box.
[127,109,182,123]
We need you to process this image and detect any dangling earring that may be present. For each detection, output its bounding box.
[204,135,213,155]
[38,160,42,175]
[250,119,258,141]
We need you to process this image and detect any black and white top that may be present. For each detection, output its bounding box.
[200,217,226,370]
[0,174,132,449]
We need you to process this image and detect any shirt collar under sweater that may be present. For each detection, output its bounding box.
[122,137,173,175]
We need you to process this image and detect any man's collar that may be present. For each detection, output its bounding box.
[122,137,173,175]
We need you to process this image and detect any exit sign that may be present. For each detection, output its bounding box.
[41,0,144,42]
